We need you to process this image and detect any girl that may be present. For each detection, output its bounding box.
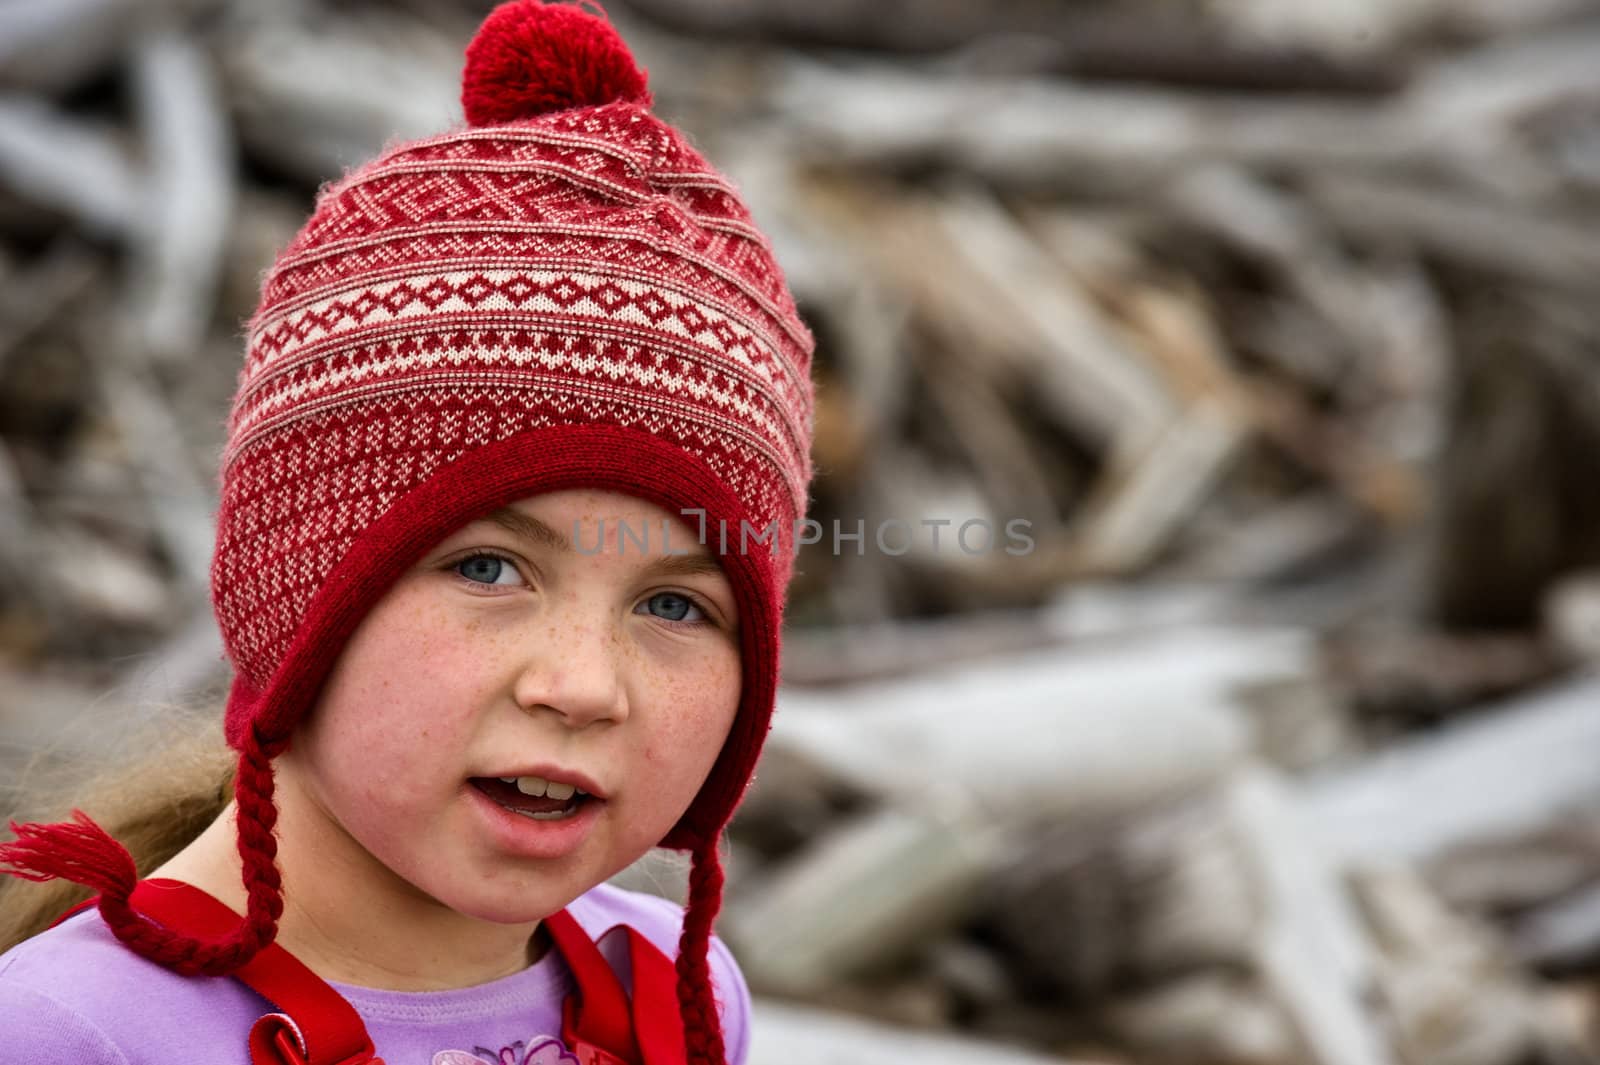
[0,2,814,1063]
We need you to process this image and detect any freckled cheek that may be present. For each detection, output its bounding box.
[640,659,741,777]
[329,638,484,780]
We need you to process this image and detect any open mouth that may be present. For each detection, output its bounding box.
[469,777,592,821]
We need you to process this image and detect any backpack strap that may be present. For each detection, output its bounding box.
[50,880,380,1063]
[545,908,641,1065]
[131,879,382,1065]
[46,895,96,929]
[625,926,689,1065]
[543,911,688,1065]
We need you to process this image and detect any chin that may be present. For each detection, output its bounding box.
[433,880,583,926]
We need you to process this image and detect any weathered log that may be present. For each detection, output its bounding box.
[771,61,1512,193]
[218,9,462,181]
[1175,494,1371,587]
[83,327,216,598]
[1302,674,1600,866]
[749,998,1085,1065]
[1219,0,1596,56]
[1070,396,1249,575]
[802,183,1177,452]
[1161,164,1452,407]
[768,625,1300,818]
[128,29,235,360]
[1428,820,1600,916]
[1306,174,1600,292]
[1351,864,1540,1065]
[1230,768,1393,1065]
[0,240,101,376]
[722,804,1005,994]
[622,0,1406,93]
[0,0,183,93]
[36,522,172,630]
[778,607,1082,687]
[0,98,141,237]
[1104,971,1298,1065]
[1405,21,1600,163]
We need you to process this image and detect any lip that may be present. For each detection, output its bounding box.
[466,782,605,860]
[476,764,609,800]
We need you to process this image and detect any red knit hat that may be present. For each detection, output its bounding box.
[0,4,814,1062]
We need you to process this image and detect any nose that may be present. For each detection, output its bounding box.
[510,614,629,728]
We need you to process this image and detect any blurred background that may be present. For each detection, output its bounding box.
[5,0,1600,1061]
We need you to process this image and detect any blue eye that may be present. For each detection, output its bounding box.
[455,554,520,586]
[640,591,707,624]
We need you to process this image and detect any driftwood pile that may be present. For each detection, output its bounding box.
[692,632,1600,1064]
[5,0,1600,1062]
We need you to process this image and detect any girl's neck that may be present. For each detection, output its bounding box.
[149,801,551,991]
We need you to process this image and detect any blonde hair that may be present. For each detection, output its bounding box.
[0,700,236,952]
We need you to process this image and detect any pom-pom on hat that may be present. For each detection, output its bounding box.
[463,0,652,121]
[1,4,815,1063]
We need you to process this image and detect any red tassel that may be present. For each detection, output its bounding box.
[2,741,285,977]
[0,809,137,901]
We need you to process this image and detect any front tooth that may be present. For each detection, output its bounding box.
[545,781,576,801]
[516,776,549,797]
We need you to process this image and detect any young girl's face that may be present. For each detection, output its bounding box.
[279,488,742,926]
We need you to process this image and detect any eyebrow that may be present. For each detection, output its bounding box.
[482,507,726,578]
[485,507,570,552]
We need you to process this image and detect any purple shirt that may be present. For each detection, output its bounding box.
[0,882,750,1064]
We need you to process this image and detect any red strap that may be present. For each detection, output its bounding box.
[129,879,381,1065]
[625,927,688,1065]
[545,911,690,1065]
[47,895,97,930]
[546,909,641,1065]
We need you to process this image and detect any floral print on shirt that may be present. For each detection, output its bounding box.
[433,1034,579,1065]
